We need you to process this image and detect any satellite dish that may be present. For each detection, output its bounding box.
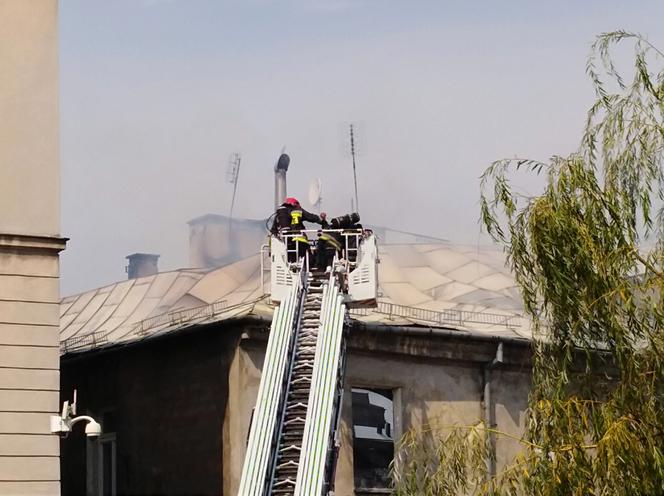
[308,178,323,210]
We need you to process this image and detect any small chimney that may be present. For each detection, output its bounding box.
[126,253,159,279]
[274,153,290,208]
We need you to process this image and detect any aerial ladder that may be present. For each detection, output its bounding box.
[239,226,378,495]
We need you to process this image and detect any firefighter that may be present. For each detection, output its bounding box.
[271,197,327,264]
[316,231,342,271]
[316,212,361,270]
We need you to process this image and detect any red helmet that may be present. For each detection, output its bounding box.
[284,197,300,207]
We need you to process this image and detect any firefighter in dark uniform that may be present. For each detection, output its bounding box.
[316,231,342,270]
[270,197,327,264]
[316,212,361,270]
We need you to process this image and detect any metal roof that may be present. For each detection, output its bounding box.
[60,242,530,354]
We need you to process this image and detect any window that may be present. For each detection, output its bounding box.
[351,388,395,491]
[86,410,117,496]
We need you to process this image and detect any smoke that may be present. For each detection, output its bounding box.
[59,0,664,295]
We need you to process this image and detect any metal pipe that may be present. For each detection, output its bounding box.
[483,342,504,485]
[275,170,287,208]
[274,153,290,209]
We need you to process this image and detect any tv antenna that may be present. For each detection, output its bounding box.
[227,153,242,218]
[227,152,242,237]
[308,178,323,212]
[349,124,360,213]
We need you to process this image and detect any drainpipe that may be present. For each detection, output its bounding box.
[483,342,504,484]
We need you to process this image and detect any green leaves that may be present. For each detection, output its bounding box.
[391,422,491,496]
[392,31,664,495]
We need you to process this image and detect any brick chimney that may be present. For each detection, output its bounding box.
[126,253,159,279]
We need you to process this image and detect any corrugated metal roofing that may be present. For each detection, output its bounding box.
[60,243,530,354]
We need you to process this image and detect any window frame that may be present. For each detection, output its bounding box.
[85,408,117,496]
[350,385,402,493]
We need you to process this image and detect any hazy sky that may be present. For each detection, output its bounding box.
[59,0,664,295]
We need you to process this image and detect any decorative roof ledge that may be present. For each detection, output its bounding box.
[0,232,68,253]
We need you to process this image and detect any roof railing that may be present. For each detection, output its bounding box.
[61,300,230,354]
[134,300,228,336]
[349,301,523,329]
[61,331,108,354]
[61,298,523,355]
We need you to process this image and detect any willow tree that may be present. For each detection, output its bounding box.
[392,31,664,495]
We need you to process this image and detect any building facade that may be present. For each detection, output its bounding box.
[59,237,531,495]
[0,1,66,494]
[60,316,531,496]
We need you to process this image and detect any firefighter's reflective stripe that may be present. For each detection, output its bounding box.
[319,234,342,250]
[292,236,309,244]
[290,210,303,225]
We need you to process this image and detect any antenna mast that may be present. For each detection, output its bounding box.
[227,153,242,220]
[350,124,360,212]
[227,152,242,237]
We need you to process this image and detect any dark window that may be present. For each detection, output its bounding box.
[87,409,117,496]
[351,388,394,490]
[101,439,115,496]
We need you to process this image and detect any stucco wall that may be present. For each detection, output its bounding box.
[223,343,265,496]
[492,369,530,472]
[225,327,531,495]
[0,1,63,494]
[0,0,59,236]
